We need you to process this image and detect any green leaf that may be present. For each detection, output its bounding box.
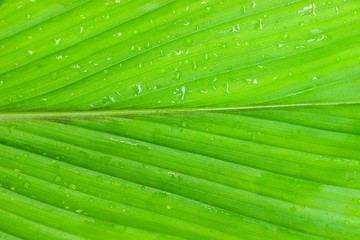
[0,0,359,239]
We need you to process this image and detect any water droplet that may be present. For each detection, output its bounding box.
[181,86,186,100]
[231,24,240,32]
[226,82,230,93]
[54,176,62,183]
[255,18,263,30]
[172,70,182,80]
[75,209,83,213]
[54,38,61,45]
[281,33,289,40]
[239,6,246,14]
[297,21,305,26]
[23,182,30,189]
[129,83,143,95]
[298,3,316,16]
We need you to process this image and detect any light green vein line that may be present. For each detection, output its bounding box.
[0,102,359,120]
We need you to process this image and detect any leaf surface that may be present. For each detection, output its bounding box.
[0,0,359,239]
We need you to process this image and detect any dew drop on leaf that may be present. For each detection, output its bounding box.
[54,176,62,183]
[23,182,30,189]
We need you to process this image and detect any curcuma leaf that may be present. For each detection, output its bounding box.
[0,0,359,239]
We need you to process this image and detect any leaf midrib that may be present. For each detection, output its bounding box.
[0,102,359,119]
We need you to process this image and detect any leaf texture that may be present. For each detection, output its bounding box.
[0,0,359,111]
[0,0,359,239]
